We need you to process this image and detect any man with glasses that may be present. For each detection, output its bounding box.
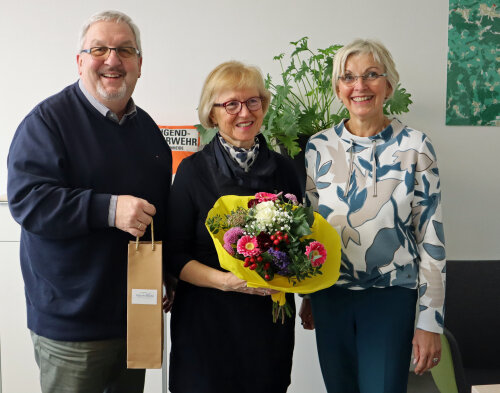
[7,10,172,393]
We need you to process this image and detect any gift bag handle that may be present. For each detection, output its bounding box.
[135,218,155,251]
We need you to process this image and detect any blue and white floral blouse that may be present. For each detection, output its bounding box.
[305,118,446,333]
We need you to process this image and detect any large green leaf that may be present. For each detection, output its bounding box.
[195,124,217,145]
[276,135,301,158]
[384,84,413,115]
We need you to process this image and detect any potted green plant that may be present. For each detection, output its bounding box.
[196,37,412,158]
[262,36,412,158]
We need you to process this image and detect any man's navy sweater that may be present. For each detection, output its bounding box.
[7,82,172,341]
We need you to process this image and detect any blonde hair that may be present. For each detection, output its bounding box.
[198,61,271,129]
[332,39,399,98]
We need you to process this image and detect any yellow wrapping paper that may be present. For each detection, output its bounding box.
[205,195,342,305]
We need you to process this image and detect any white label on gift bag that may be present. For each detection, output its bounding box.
[131,289,158,305]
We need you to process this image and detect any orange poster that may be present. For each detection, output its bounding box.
[158,125,200,174]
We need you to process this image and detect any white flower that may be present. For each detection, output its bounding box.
[254,201,278,226]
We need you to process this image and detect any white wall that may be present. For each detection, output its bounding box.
[1,0,498,392]
[1,0,499,259]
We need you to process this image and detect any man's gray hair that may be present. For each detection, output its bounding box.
[78,10,142,54]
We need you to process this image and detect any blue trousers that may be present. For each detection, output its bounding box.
[310,286,417,393]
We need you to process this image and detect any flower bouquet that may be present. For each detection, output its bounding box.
[206,192,341,322]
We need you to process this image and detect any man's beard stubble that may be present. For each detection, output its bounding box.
[96,79,127,101]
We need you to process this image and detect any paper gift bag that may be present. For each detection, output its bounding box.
[127,220,163,369]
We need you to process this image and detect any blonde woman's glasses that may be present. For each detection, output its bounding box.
[213,97,263,115]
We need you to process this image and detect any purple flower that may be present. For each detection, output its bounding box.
[223,242,235,256]
[284,193,298,205]
[268,248,291,275]
[223,227,244,244]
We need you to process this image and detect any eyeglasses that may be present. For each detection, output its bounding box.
[80,46,141,60]
[338,72,387,86]
[213,97,263,115]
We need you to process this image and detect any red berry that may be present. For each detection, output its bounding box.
[257,256,263,262]
[244,261,250,267]
[265,274,270,280]
[273,239,280,245]
[264,263,270,270]
[276,231,282,236]
[284,234,289,240]
[274,247,279,251]
[249,263,257,270]
[245,257,250,263]
[250,257,255,263]
[270,235,275,241]
[277,236,283,241]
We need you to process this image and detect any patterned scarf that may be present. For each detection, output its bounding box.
[217,133,260,172]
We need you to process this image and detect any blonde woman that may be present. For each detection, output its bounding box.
[165,61,302,393]
[300,39,446,393]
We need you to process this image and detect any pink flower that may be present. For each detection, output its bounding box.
[236,235,261,257]
[284,193,298,205]
[305,241,327,267]
[223,242,235,256]
[223,227,244,244]
[255,192,279,203]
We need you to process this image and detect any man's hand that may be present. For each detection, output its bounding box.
[115,195,156,237]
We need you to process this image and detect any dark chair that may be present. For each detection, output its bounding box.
[431,260,500,393]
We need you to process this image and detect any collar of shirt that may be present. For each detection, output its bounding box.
[78,79,137,125]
